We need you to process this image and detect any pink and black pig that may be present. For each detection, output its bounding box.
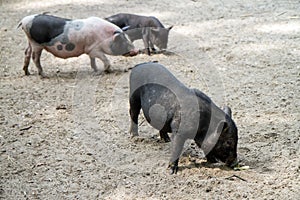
[18,14,139,77]
[129,62,238,174]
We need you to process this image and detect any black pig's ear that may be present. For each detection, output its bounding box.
[122,26,130,31]
[201,121,227,154]
[222,122,229,133]
[223,106,232,118]
[201,121,231,155]
[217,121,229,135]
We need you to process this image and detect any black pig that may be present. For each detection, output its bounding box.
[105,13,173,55]
[129,62,238,174]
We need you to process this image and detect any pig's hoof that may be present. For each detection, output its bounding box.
[39,73,49,79]
[131,136,144,143]
[24,71,30,76]
[206,155,218,163]
[163,137,171,143]
[140,48,151,55]
[168,163,178,174]
[93,71,103,76]
[130,132,139,137]
[151,47,157,53]
[159,131,170,143]
[104,68,113,73]
[161,134,171,143]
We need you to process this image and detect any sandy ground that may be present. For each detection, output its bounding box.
[0,0,299,199]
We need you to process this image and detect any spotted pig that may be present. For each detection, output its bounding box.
[18,14,138,77]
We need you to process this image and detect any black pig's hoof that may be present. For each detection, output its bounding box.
[168,163,178,175]
[163,137,171,143]
[160,131,171,143]
[206,154,218,163]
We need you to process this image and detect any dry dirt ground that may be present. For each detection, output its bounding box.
[0,0,299,199]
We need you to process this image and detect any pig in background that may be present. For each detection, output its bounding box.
[129,62,238,174]
[18,13,139,77]
[105,13,173,55]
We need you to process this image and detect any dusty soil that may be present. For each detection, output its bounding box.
[0,0,299,199]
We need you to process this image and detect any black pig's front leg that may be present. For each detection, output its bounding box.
[168,134,185,174]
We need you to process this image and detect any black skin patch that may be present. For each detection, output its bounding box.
[110,33,133,55]
[65,43,75,51]
[57,45,63,50]
[30,14,71,44]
